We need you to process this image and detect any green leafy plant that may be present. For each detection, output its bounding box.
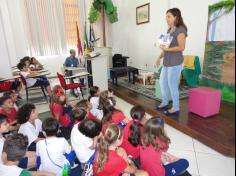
[209,0,235,15]
[88,0,118,24]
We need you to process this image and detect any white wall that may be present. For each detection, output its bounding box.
[0,6,13,78]
[0,0,28,67]
[169,0,221,67]
[111,0,222,71]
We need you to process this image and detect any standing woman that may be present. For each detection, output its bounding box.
[156,8,188,116]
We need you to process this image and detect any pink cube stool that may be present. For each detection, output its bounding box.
[189,87,221,118]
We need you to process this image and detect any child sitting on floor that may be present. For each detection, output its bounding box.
[18,104,44,152]
[93,124,148,176]
[121,105,148,160]
[102,102,129,130]
[89,86,103,120]
[3,91,19,110]
[0,133,54,176]
[50,85,75,139]
[0,114,9,164]
[17,61,52,97]
[0,114,40,170]
[98,90,116,110]
[140,117,191,176]
[71,119,102,175]
[75,99,97,121]
[72,108,87,125]
[37,118,80,176]
[0,96,18,131]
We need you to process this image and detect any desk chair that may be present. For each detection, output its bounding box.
[57,73,85,99]
[19,74,48,103]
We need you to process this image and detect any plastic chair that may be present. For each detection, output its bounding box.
[57,72,84,99]
[19,74,48,103]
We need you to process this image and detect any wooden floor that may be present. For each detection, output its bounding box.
[109,83,235,157]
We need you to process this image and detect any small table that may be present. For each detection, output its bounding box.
[110,66,139,86]
[138,70,154,86]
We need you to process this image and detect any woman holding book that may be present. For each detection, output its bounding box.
[156,8,188,116]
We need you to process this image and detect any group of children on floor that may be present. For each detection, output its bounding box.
[0,83,192,176]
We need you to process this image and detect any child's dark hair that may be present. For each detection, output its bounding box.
[78,119,102,138]
[88,86,99,101]
[0,114,7,125]
[73,108,87,122]
[76,99,88,110]
[17,62,26,70]
[98,90,116,110]
[42,118,59,136]
[142,117,170,149]
[128,105,146,147]
[0,96,11,106]
[3,91,15,97]
[3,133,28,162]
[96,124,122,173]
[20,56,31,64]
[102,101,120,124]
[17,104,36,124]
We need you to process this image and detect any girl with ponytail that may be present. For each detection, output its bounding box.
[121,105,147,160]
[140,117,191,176]
[93,124,148,176]
[102,102,129,130]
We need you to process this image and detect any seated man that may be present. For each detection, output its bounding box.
[64,49,84,97]
[64,49,80,68]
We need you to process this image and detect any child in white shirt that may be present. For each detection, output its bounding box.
[0,114,9,164]
[0,133,54,176]
[89,86,103,120]
[17,61,52,97]
[37,118,76,176]
[18,104,44,151]
[71,119,102,164]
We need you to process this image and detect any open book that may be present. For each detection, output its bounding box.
[157,34,174,48]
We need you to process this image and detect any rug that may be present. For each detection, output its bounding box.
[109,77,189,101]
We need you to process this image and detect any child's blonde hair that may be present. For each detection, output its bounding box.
[96,124,122,173]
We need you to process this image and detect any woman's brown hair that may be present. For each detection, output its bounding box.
[142,117,170,150]
[96,124,123,173]
[167,8,188,32]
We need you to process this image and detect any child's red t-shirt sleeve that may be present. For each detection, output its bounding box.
[50,103,70,127]
[93,151,128,176]
[112,112,126,124]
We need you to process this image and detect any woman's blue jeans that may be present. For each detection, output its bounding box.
[160,64,182,111]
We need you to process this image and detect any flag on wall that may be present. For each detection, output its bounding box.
[76,22,83,55]
[84,22,89,52]
[89,24,96,48]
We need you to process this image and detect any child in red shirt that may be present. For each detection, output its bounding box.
[74,99,99,122]
[0,96,18,131]
[121,105,147,160]
[93,124,148,176]
[140,117,190,176]
[50,85,75,139]
[102,102,129,131]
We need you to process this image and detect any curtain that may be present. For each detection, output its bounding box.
[63,0,81,49]
[23,0,67,56]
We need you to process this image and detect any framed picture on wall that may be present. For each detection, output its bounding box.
[136,3,150,25]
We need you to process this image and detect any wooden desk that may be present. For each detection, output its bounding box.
[65,72,90,80]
